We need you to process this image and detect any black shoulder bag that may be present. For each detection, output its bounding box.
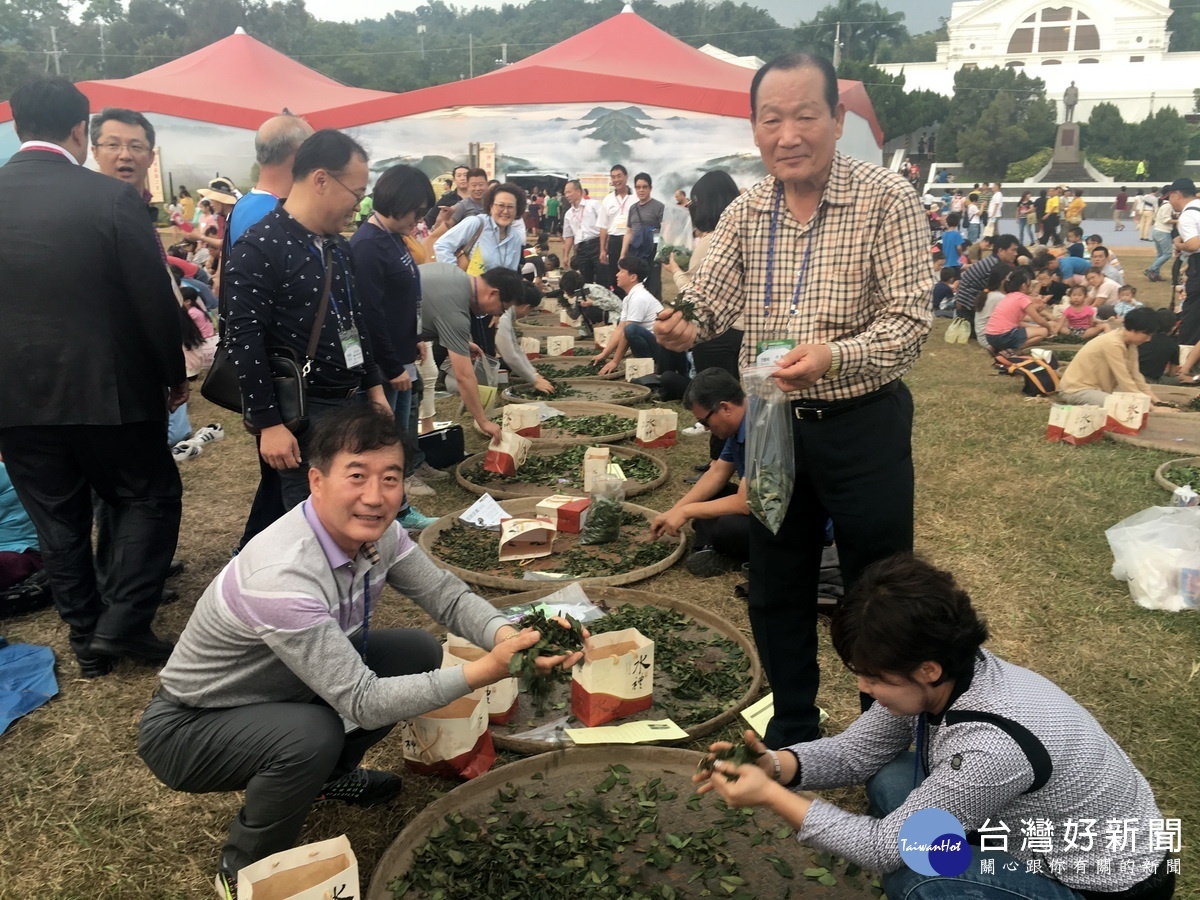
[201,243,335,435]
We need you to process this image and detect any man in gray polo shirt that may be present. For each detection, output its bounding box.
[137,406,582,897]
[620,172,667,299]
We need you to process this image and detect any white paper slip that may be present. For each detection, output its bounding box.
[741,693,828,736]
[459,493,506,530]
[565,718,688,745]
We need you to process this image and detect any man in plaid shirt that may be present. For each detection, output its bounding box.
[657,52,933,749]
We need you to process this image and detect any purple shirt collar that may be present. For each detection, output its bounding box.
[301,500,354,570]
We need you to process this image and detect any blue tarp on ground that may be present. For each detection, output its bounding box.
[0,636,58,736]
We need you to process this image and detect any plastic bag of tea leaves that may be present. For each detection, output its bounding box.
[741,365,794,534]
[579,474,625,544]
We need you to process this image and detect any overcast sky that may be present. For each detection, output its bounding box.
[303,0,947,38]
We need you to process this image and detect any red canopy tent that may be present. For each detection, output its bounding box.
[314,8,883,148]
[0,28,391,130]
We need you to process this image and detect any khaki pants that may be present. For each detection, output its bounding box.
[1139,210,1155,239]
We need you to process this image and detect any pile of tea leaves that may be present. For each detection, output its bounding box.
[509,382,581,400]
[1164,463,1200,486]
[433,516,674,580]
[534,361,601,379]
[463,445,660,489]
[508,609,587,715]
[388,764,875,900]
[540,414,634,436]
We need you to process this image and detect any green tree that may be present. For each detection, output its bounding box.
[1168,0,1200,51]
[937,65,1048,160]
[875,19,945,63]
[1137,107,1190,180]
[1083,102,1129,159]
[836,60,948,143]
[799,0,908,64]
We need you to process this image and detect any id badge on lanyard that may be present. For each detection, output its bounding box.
[756,339,796,367]
[340,327,364,369]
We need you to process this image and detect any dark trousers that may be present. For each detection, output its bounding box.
[749,384,914,749]
[137,627,442,873]
[601,235,625,290]
[572,237,601,285]
[692,485,750,563]
[1181,256,1200,344]
[0,422,181,654]
[693,329,744,460]
[625,324,689,377]
[239,396,364,548]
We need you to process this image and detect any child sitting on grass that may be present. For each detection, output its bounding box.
[1114,283,1144,318]
[1055,284,1107,340]
[1064,226,1085,258]
[932,267,959,318]
[983,266,1054,352]
[974,263,1014,347]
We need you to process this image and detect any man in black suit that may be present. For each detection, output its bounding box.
[0,78,187,677]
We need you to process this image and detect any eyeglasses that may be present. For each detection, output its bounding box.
[697,405,721,428]
[94,141,152,156]
[327,171,367,207]
[493,203,517,212]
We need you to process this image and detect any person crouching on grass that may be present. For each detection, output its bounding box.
[694,554,1176,900]
[137,406,585,899]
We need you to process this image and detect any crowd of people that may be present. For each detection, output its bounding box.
[0,58,1181,900]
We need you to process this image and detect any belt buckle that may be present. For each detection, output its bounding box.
[794,406,824,422]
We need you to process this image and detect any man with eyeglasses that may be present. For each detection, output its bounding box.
[0,79,185,677]
[650,368,750,577]
[225,129,391,530]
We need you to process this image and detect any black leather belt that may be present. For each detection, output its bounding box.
[306,385,358,400]
[792,382,897,422]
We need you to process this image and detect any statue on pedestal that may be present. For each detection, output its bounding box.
[1062,81,1079,123]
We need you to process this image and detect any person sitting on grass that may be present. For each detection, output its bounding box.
[1063,225,1085,258]
[593,256,685,377]
[1086,266,1122,316]
[982,266,1053,352]
[1114,283,1144,319]
[932,267,959,318]
[1140,308,1180,385]
[1055,284,1107,341]
[973,263,1013,348]
[136,406,586,899]
[650,368,749,578]
[1087,238,1125,285]
[1058,307,1163,407]
[693,554,1176,900]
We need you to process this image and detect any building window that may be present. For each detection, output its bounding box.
[1080,57,1099,63]
[1042,58,1062,64]
[1130,55,1144,61]
[1006,60,1026,66]
[1007,6,1102,55]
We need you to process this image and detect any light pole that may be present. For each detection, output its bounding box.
[417,24,425,60]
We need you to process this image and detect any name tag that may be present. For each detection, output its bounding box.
[340,326,364,369]
[755,339,795,367]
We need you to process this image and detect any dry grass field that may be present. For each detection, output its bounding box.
[0,246,1195,898]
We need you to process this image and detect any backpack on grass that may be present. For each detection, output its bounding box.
[995,354,1060,396]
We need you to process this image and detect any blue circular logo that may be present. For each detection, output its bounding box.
[898,808,972,877]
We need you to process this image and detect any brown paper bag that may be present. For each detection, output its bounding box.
[593,324,615,350]
[501,403,541,438]
[582,446,612,492]
[484,430,532,476]
[1046,403,1106,445]
[636,408,678,449]
[546,335,575,356]
[570,628,654,727]
[445,637,518,724]
[625,358,655,382]
[1103,392,1151,435]
[498,517,557,561]
[238,835,358,900]
[398,689,496,780]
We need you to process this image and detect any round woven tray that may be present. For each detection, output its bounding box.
[502,378,651,406]
[519,322,579,338]
[455,441,667,499]
[1108,414,1200,454]
[419,497,685,590]
[368,746,871,900]
[1154,456,1200,493]
[1150,384,1200,407]
[473,401,637,443]
[483,585,763,754]
[531,356,620,380]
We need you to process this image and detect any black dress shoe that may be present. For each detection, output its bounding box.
[167,559,185,579]
[160,588,179,605]
[89,631,175,664]
[693,462,712,473]
[75,652,113,678]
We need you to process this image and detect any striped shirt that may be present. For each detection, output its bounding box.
[680,153,933,402]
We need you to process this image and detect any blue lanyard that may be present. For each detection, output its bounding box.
[372,214,419,280]
[310,242,355,329]
[360,570,372,662]
[914,714,925,787]
[763,183,817,318]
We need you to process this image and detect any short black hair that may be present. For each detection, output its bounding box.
[750,52,839,119]
[90,107,156,148]
[453,165,469,176]
[633,172,652,188]
[939,267,958,284]
[1031,251,1055,272]
[517,281,542,309]
[545,253,560,270]
[688,169,739,234]
[683,367,745,410]
[10,77,90,143]
[1124,307,1158,335]
[372,164,436,219]
[559,269,584,295]
[610,164,628,177]
[1002,265,1033,294]
[292,129,367,179]
[617,255,649,282]
[466,167,487,181]
[480,266,525,305]
[831,554,989,684]
[1066,227,1083,240]
[985,263,1013,292]
[1090,245,1110,258]
[991,234,1020,253]
[945,212,961,228]
[486,181,527,218]
[309,405,408,475]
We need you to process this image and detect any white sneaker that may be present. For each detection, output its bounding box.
[192,423,225,445]
[172,441,202,461]
[405,473,435,498]
[413,461,450,482]
[682,422,708,436]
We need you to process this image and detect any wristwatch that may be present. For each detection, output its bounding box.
[825,343,842,379]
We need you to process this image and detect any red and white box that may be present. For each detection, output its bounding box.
[636,408,678,449]
[535,494,591,534]
[444,636,519,724]
[484,431,532,476]
[625,358,655,382]
[519,337,540,359]
[502,403,541,438]
[593,325,615,350]
[1046,403,1107,445]
[546,335,575,356]
[570,627,654,727]
[1103,392,1151,436]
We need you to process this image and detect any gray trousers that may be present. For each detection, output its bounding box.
[136,628,442,873]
